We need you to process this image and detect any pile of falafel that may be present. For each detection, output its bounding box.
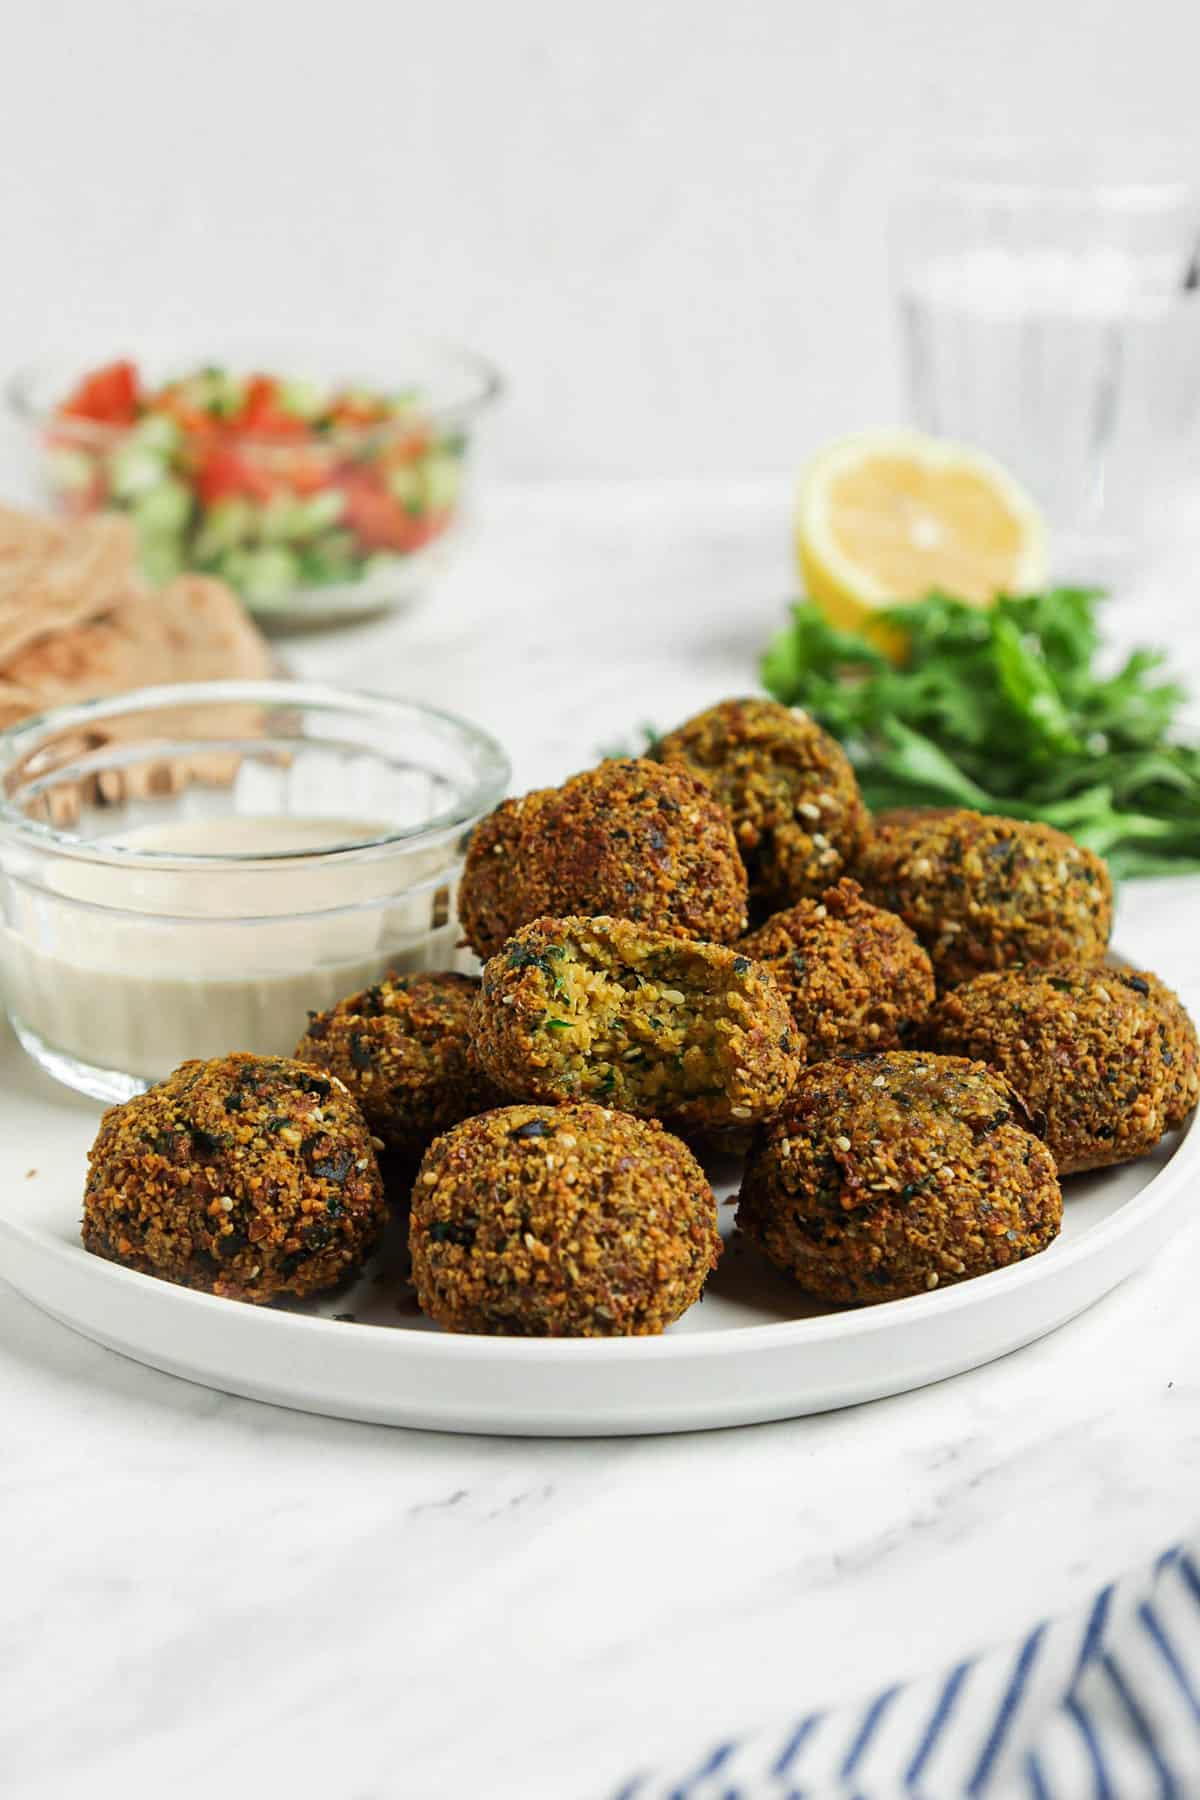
[83,696,1199,1339]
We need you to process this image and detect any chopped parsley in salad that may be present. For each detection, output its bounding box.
[44,360,465,606]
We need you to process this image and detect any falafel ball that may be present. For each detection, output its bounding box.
[926,964,1200,1174]
[656,697,868,913]
[83,1053,386,1303]
[295,971,502,1160]
[738,1050,1061,1305]
[473,914,800,1131]
[740,877,935,1059]
[856,808,1112,988]
[410,1102,721,1335]
[458,758,748,961]
[454,801,527,963]
[1140,970,1200,1130]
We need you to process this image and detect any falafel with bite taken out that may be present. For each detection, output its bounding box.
[472,914,800,1132]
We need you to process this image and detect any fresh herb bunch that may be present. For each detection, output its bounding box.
[761,590,1200,879]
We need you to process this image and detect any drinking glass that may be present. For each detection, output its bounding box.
[893,142,1200,573]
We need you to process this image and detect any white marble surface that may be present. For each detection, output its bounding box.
[3,483,1200,1800]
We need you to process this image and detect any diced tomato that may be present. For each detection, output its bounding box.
[341,472,451,553]
[339,476,408,550]
[195,446,275,507]
[329,397,390,430]
[61,360,140,426]
[152,391,221,440]
[273,450,332,497]
[239,374,307,439]
[379,427,432,468]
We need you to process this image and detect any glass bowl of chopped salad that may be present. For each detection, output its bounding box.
[6,337,501,625]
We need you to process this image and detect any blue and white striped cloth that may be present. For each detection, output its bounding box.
[612,1542,1200,1798]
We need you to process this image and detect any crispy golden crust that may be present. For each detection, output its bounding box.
[656,697,868,912]
[410,1102,721,1335]
[740,878,935,1060]
[456,798,535,963]
[472,914,800,1131]
[457,759,748,960]
[1141,972,1200,1129]
[295,971,502,1159]
[856,809,1112,988]
[737,1050,1061,1305]
[83,1054,386,1303]
[925,964,1199,1173]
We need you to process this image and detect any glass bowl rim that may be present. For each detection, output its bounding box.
[4,334,504,451]
[0,678,511,871]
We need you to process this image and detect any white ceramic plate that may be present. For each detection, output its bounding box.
[1,960,1196,1437]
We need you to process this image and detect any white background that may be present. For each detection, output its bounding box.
[3,0,1200,478]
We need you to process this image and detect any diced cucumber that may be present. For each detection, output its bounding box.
[44,447,95,494]
[422,453,461,514]
[386,464,423,508]
[192,497,255,559]
[314,529,357,563]
[300,489,344,534]
[130,478,192,537]
[138,538,185,586]
[178,369,243,419]
[258,496,308,543]
[259,490,346,544]
[129,414,180,454]
[279,378,329,421]
[239,545,301,603]
[317,527,357,559]
[204,370,245,419]
[214,547,254,590]
[109,442,169,501]
[297,531,359,586]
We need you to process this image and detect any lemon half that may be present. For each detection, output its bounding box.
[796,430,1047,654]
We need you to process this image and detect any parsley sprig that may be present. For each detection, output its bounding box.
[761,590,1200,879]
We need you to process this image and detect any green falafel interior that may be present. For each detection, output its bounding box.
[472,914,799,1130]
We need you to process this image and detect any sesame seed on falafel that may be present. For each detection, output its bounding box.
[738,1050,1061,1305]
[656,696,868,913]
[410,1102,721,1335]
[458,758,748,960]
[83,1053,386,1304]
[856,809,1112,988]
[925,963,1199,1173]
[740,878,935,1059]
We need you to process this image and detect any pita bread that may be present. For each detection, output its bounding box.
[0,571,279,808]
[0,507,139,665]
[1,573,274,706]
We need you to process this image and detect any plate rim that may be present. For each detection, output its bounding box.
[2,1108,1194,1368]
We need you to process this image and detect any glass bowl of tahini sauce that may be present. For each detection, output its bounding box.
[0,680,509,1101]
